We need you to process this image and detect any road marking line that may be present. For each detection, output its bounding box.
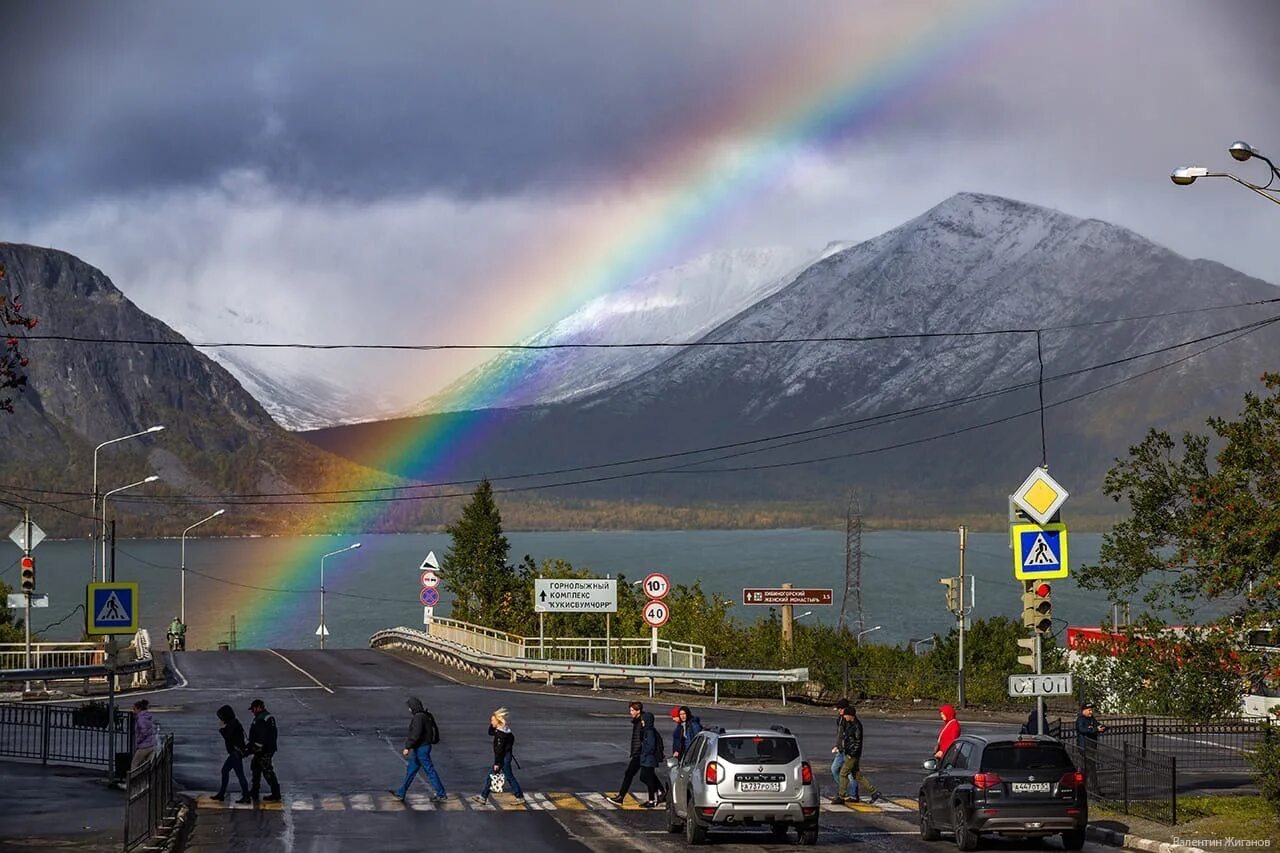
[578,792,619,810]
[470,797,497,811]
[435,794,465,811]
[891,797,919,811]
[405,793,436,810]
[258,799,284,811]
[548,792,584,810]
[319,795,344,811]
[267,649,335,694]
[288,795,314,810]
[377,793,406,810]
[349,793,375,811]
[492,793,526,810]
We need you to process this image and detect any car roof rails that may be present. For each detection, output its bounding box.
[706,726,727,735]
[769,725,792,735]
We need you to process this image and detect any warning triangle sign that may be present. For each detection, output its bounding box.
[1024,533,1059,566]
[96,591,130,623]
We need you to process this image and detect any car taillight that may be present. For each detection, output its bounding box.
[972,772,1002,789]
[705,762,722,785]
[1059,770,1085,789]
[800,762,813,785]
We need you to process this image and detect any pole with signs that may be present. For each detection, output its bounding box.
[642,573,669,668]
[958,525,966,708]
[781,582,794,651]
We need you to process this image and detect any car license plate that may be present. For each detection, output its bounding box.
[738,781,783,792]
[1011,782,1051,794]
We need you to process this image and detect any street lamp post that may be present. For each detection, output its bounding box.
[92,426,164,582]
[101,476,159,582]
[794,610,814,622]
[1171,139,1280,206]
[856,625,882,644]
[912,636,937,654]
[318,543,361,649]
[181,509,225,624]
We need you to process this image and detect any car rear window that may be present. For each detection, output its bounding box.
[982,743,1074,772]
[716,736,800,765]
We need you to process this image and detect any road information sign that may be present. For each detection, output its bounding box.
[1008,673,1073,697]
[7,593,48,608]
[1012,523,1069,580]
[742,588,834,606]
[420,587,440,607]
[534,578,618,613]
[9,521,45,551]
[643,599,670,628]
[1011,467,1069,526]
[86,582,139,635]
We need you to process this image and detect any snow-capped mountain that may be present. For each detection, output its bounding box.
[409,245,842,413]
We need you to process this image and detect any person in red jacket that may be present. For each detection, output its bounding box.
[934,704,961,758]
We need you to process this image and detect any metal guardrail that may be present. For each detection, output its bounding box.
[425,617,706,668]
[0,643,105,671]
[1065,739,1179,824]
[124,734,176,852]
[371,626,808,704]
[0,700,134,769]
[0,631,155,686]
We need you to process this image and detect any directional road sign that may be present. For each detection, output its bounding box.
[742,588,834,606]
[1012,523,1069,580]
[420,587,441,607]
[1011,467,1069,526]
[86,582,139,635]
[643,599,670,628]
[421,570,440,588]
[1008,673,1073,697]
[7,593,48,608]
[534,578,617,613]
[641,572,670,600]
[8,521,45,551]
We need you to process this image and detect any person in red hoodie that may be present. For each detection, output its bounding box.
[934,704,961,759]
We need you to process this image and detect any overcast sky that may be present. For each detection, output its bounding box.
[3,0,1278,411]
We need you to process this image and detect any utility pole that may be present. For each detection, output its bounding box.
[957,525,967,708]
[23,508,32,696]
[781,582,794,651]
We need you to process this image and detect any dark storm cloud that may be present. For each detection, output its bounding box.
[0,0,848,212]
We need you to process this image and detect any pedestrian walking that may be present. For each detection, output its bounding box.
[934,703,961,759]
[829,697,849,791]
[473,707,523,805]
[670,706,702,759]
[130,699,157,771]
[389,697,447,802]
[1020,705,1042,736]
[831,705,883,805]
[607,701,646,805]
[212,704,251,803]
[246,698,281,801]
[637,707,665,808]
[1075,701,1107,793]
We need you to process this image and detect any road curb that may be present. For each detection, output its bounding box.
[1088,824,1209,853]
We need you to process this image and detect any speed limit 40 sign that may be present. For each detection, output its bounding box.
[643,599,670,628]
[642,572,670,600]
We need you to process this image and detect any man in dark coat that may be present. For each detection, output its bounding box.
[1075,701,1107,793]
[390,697,446,801]
[246,698,281,801]
[833,705,882,805]
[637,709,665,807]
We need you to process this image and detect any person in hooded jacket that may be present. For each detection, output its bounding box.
[130,699,157,770]
[608,701,646,805]
[389,697,446,802]
[670,706,702,758]
[934,703,961,759]
[474,707,523,804]
[212,704,251,803]
[636,709,666,807]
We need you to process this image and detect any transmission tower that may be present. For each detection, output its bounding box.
[840,492,863,632]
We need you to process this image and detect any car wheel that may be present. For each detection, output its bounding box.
[1062,828,1086,851]
[665,794,684,833]
[770,822,790,838]
[952,801,980,851]
[798,824,819,846]
[919,795,941,841]
[684,793,707,846]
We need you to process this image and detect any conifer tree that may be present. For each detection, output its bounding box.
[441,480,520,628]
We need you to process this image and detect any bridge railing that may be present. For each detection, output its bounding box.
[0,631,155,691]
[371,626,806,704]
[0,643,105,672]
[425,617,706,668]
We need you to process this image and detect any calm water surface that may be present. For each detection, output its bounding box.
[4,530,1134,650]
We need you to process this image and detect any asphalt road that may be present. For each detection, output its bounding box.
[153,648,1112,852]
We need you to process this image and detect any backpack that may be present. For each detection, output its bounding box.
[653,726,665,762]
[426,712,440,745]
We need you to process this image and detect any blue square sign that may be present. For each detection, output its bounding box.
[1012,523,1069,580]
[86,582,139,635]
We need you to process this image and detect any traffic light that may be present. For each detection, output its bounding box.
[1016,636,1037,670]
[20,555,34,593]
[940,577,961,614]
[1021,580,1052,634]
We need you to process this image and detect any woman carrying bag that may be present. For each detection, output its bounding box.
[473,707,524,804]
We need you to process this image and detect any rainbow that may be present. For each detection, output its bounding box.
[225,0,1048,646]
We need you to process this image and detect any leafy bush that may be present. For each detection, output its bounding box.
[1249,725,1280,817]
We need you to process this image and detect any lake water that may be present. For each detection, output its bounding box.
[5,529,1138,651]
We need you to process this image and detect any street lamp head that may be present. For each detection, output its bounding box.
[1229,140,1256,162]
[1171,166,1209,186]
[213,509,226,517]
[143,475,160,483]
[351,542,362,549]
[146,425,166,434]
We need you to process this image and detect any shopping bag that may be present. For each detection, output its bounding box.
[488,771,506,793]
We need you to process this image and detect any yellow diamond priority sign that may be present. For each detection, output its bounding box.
[1011,467,1068,526]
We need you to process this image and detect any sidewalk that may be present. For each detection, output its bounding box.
[0,760,123,852]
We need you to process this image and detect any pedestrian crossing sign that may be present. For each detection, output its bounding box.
[86,582,139,635]
[1012,523,1069,580]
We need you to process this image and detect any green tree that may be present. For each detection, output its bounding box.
[1,261,39,413]
[441,480,522,630]
[1077,373,1280,717]
[0,578,27,643]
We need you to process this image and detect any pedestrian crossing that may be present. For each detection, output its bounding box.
[190,791,918,814]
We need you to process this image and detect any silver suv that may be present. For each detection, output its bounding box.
[664,725,820,845]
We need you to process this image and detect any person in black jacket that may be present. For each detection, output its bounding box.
[833,705,883,805]
[607,701,646,805]
[636,709,665,808]
[212,704,250,803]
[473,707,523,804]
[245,698,281,801]
[389,697,446,802]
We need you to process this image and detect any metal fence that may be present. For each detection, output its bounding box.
[1064,738,1179,824]
[426,617,707,669]
[1082,715,1269,771]
[123,734,176,852]
[0,701,133,770]
[0,642,105,671]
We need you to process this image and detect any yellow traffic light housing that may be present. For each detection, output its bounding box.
[20,555,34,593]
[940,577,961,614]
[1021,580,1053,634]
[1016,636,1037,670]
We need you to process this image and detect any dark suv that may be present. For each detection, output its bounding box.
[918,734,1087,851]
